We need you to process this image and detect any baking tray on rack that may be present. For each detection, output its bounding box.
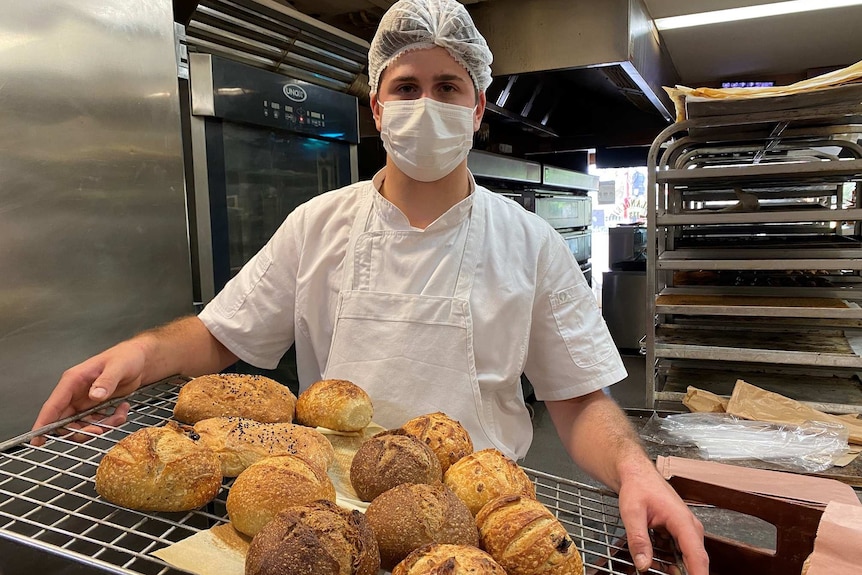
[0,376,683,575]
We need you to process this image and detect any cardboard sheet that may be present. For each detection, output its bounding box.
[656,455,861,508]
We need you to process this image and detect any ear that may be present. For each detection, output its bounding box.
[370,93,383,132]
[473,91,486,132]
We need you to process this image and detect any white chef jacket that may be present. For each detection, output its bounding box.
[198,169,626,459]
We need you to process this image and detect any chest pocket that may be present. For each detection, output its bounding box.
[550,283,615,369]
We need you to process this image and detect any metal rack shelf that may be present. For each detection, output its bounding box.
[646,86,862,410]
[0,377,682,575]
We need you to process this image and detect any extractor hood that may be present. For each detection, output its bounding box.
[469,0,679,152]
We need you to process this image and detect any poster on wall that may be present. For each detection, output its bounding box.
[598,181,616,205]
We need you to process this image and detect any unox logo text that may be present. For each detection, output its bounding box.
[283,84,307,102]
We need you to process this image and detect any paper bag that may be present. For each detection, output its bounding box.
[726,380,862,445]
[805,501,862,575]
[683,386,728,413]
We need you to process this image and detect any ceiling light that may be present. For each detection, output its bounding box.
[654,0,862,31]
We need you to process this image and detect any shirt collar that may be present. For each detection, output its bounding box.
[370,168,475,231]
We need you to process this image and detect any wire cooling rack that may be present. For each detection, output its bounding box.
[0,376,682,575]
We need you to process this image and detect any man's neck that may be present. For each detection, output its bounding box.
[379,160,472,229]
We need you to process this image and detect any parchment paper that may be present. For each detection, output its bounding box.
[805,501,862,575]
[152,422,387,575]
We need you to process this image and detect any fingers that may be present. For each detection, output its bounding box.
[667,514,709,575]
[89,365,124,401]
[620,499,654,572]
[33,403,131,447]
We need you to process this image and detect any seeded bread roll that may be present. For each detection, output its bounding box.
[401,412,474,473]
[364,483,478,571]
[443,448,536,516]
[173,374,296,424]
[95,422,221,512]
[245,500,380,575]
[392,544,506,575]
[350,429,442,502]
[226,455,336,537]
[192,417,335,477]
[476,495,583,575]
[295,379,373,432]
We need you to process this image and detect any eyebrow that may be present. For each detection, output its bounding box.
[389,73,468,84]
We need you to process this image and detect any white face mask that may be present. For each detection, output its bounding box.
[379,98,476,182]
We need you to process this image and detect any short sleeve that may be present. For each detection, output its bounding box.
[524,232,627,401]
[197,210,301,369]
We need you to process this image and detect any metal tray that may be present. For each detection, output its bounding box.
[0,376,681,575]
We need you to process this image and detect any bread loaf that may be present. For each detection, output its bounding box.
[192,417,334,477]
[295,379,373,432]
[349,429,442,502]
[173,374,296,424]
[443,449,536,516]
[226,454,336,537]
[364,483,478,571]
[95,422,221,512]
[402,412,473,473]
[392,544,506,575]
[245,500,379,575]
[476,495,583,575]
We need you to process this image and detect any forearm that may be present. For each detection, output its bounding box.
[545,390,653,492]
[131,316,238,384]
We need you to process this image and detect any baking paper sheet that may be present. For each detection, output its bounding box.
[153,422,387,575]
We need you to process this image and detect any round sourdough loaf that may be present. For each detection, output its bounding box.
[392,544,506,575]
[443,448,536,516]
[245,500,379,575]
[226,454,336,537]
[476,495,583,575]
[349,429,442,502]
[95,422,221,512]
[192,417,334,477]
[295,379,373,432]
[364,483,478,571]
[173,373,296,424]
[401,412,473,473]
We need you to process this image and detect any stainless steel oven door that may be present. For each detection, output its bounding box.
[535,194,592,229]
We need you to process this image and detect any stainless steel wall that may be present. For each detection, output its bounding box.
[0,0,193,439]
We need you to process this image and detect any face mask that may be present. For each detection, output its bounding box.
[379,98,476,182]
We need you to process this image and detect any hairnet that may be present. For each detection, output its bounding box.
[368,0,493,94]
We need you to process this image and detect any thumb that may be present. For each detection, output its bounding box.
[625,516,654,572]
[89,368,122,401]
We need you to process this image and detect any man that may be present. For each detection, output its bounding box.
[33,0,708,572]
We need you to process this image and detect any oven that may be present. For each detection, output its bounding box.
[182,53,360,305]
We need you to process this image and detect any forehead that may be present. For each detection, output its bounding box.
[380,46,472,84]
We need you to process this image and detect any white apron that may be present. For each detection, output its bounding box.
[323,189,512,457]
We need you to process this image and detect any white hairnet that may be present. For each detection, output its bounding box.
[368,0,493,94]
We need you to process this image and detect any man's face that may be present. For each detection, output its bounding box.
[371,46,486,133]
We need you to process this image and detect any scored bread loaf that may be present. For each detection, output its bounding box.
[443,448,536,516]
[295,379,373,432]
[364,483,478,571]
[226,454,336,537]
[392,544,506,575]
[95,422,221,512]
[476,495,583,575]
[401,412,474,473]
[173,373,296,424]
[245,500,380,575]
[349,429,442,502]
[191,417,334,477]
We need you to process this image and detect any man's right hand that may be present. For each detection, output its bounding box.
[30,338,150,446]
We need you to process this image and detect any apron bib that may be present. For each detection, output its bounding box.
[323,190,510,456]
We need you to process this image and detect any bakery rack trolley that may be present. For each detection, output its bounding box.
[645,84,862,413]
[1,376,683,575]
